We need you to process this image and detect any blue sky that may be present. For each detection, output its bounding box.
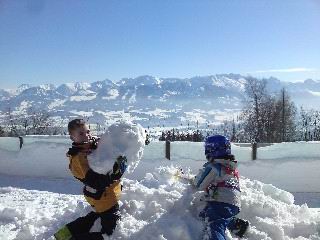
[0,0,319,88]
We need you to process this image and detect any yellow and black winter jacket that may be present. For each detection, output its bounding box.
[67,142,121,213]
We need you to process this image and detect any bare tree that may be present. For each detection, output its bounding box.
[314,111,320,140]
[2,105,67,136]
[6,107,20,136]
[27,108,52,135]
[242,77,268,142]
[262,95,278,142]
[18,115,31,135]
[275,88,297,142]
[298,108,320,141]
[0,125,5,137]
[241,78,296,143]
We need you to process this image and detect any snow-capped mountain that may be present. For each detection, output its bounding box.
[1,74,320,127]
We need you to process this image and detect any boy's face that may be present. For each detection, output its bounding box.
[70,125,91,143]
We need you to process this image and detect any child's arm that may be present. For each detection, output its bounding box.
[82,168,114,190]
[70,156,113,189]
[69,153,126,190]
[193,164,216,191]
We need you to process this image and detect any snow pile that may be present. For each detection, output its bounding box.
[0,134,320,239]
[88,121,145,174]
[0,166,319,240]
[239,177,320,239]
[0,187,84,240]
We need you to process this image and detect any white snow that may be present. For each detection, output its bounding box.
[48,100,66,110]
[238,142,320,192]
[38,84,55,91]
[88,122,145,174]
[180,111,207,125]
[167,91,179,95]
[102,89,119,100]
[69,95,97,102]
[0,137,319,240]
[178,109,242,126]
[14,100,33,114]
[122,90,130,100]
[74,82,91,90]
[133,108,172,118]
[128,92,136,104]
[69,110,94,118]
[92,110,147,125]
[308,90,320,97]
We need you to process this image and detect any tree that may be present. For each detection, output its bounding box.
[6,107,19,136]
[241,78,296,143]
[241,77,268,142]
[18,115,31,135]
[27,108,52,135]
[261,95,278,142]
[0,125,5,137]
[275,88,297,142]
[298,108,320,141]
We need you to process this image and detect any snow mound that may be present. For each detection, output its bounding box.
[239,177,320,240]
[88,121,146,174]
[117,166,320,240]
[0,166,320,240]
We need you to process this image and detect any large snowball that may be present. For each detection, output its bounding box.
[87,121,146,175]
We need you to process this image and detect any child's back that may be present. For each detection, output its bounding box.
[193,135,248,240]
[195,157,241,208]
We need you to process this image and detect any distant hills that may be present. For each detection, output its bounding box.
[1,74,320,128]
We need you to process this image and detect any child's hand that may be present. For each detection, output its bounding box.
[89,136,100,150]
[111,155,128,180]
[117,155,128,173]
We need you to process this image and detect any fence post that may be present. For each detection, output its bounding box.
[252,142,257,160]
[165,140,171,160]
[19,136,23,149]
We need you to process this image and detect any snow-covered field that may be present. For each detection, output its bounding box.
[0,137,320,239]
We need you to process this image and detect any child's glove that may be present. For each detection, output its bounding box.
[111,155,128,180]
[89,136,100,150]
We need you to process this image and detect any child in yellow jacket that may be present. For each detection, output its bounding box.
[54,119,127,240]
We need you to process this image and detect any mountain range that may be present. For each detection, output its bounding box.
[1,74,320,128]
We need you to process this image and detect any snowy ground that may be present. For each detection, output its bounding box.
[0,137,320,239]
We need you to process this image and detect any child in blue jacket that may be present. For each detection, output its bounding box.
[194,135,248,240]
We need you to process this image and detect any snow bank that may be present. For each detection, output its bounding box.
[238,142,320,192]
[0,166,319,240]
[88,121,145,174]
[0,139,319,192]
[0,137,20,151]
[0,139,71,178]
[258,141,320,160]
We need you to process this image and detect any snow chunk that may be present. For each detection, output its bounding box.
[88,121,146,174]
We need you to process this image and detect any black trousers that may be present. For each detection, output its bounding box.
[66,204,120,240]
